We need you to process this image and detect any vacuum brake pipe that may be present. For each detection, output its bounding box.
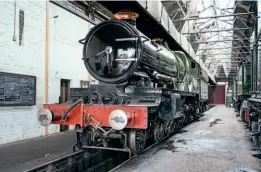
[61,99,83,121]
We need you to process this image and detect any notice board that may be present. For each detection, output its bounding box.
[0,72,36,106]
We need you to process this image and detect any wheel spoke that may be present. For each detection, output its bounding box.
[129,129,146,154]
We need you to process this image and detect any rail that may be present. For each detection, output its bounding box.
[24,149,129,172]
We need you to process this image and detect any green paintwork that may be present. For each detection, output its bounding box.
[235,63,251,97]
[242,64,244,90]
[244,63,251,93]
[174,51,190,73]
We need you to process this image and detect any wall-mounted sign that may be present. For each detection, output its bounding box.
[0,72,36,106]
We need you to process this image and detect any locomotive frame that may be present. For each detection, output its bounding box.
[37,10,211,156]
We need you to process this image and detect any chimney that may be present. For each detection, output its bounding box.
[114,9,139,27]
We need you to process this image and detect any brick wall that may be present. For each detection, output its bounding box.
[0,1,46,144]
[0,2,96,144]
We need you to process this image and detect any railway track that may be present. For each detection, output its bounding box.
[24,134,179,172]
[24,149,129,172]
[24,115,206,172]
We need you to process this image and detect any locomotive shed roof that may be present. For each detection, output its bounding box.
[226,1,256,82]
[209,1,256,83]
[163,1,257,84]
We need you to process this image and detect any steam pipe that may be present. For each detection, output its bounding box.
[153,71,172,81]
[152,71,176,87]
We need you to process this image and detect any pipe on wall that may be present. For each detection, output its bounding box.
[254,2,258,97]
[44,0,50,136]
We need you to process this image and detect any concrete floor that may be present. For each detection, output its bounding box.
[114,105,261,172]
[0,130,76,172]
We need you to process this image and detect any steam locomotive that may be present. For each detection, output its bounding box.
[233,60,261,156]
[37,11,210,155]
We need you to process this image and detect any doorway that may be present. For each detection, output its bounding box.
[60,79,70,132]
[208,85,226,105]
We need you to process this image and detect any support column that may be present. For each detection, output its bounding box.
[44,0,50,136]
[254,2,258,97]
